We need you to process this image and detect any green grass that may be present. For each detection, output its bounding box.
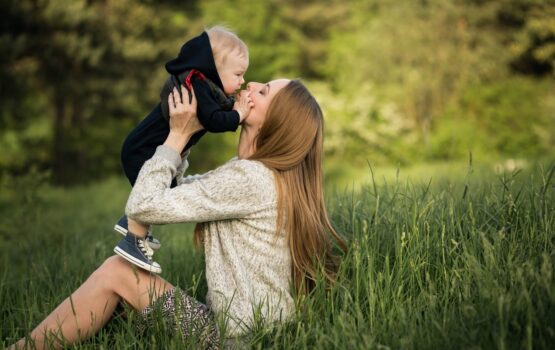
[1,161,554,349]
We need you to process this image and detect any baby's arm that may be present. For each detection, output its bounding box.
[192,79,247,132]
[233,90,253,122]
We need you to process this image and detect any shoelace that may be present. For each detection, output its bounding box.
[138,239,154,260]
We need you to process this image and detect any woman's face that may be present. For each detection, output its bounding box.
[244,79,290,128]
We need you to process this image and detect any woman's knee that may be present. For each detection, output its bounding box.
[95,256,170,293]
[95,255,133,283]
[98,256,162,286]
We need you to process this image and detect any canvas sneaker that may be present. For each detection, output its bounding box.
[114,215,161,250]
[114,232,162,274]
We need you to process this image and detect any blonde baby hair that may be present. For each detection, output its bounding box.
[206,25,248,68]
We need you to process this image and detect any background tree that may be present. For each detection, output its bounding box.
[1,0,192,184]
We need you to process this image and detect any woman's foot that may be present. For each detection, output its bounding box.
[114,232,162,274]
[114,215,161,250]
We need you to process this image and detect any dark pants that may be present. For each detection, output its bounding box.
[120,103,205,186]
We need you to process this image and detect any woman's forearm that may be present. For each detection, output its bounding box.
[163,130,192,155]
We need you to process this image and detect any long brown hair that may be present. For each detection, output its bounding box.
[254,79,347,294]
[194,80,347,295]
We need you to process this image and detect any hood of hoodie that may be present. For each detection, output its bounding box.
[165,31,223,90]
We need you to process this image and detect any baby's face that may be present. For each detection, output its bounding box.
[218,51,248,95]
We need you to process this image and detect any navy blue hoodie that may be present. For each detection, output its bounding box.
[163,31,240,133]
[120,32,241,186]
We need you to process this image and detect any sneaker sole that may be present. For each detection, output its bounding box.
[114,224,128,236]
[114,247,162,274]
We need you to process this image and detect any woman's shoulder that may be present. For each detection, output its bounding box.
[225,157,273,176]
[217,157,275,188]
[228,157,270,170]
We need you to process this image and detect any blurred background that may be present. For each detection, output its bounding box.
[1,0,554,188]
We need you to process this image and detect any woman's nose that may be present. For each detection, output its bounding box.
[246,82,260,91]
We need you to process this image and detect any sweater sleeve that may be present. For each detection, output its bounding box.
[175,156,212,185]
[173,150,206,185]
[126,145,271,225]
[192,78,240,133]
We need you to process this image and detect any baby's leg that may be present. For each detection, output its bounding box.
[115,103,167,248]
[113,103,168,269]
[127,218,149,238]
[121,103,170,186]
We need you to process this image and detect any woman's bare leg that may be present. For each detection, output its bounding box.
[10,256,173,349]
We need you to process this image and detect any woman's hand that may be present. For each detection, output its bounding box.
[163,85,204,154]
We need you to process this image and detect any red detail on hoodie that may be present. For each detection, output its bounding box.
[185,69,206,90]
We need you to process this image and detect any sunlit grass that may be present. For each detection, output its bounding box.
[326,156,550,190]
[1,161,554,349]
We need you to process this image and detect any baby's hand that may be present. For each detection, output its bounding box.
[233,90,253,122]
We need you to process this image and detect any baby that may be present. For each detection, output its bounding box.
[113,27,251,273]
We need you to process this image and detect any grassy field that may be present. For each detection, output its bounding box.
[0,160,554,349]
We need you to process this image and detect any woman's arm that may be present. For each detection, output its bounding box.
[125,146,271,224]
[125,86,272,225]
[173,150,214,185]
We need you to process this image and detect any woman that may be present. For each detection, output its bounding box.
[10,79,346,349]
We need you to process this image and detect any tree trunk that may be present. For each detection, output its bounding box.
[52,92,69,185]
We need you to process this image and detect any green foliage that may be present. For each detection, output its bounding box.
[310,81,414,169]
[428,78,555,160]
[505,0,555,75]
[1,0,554,185]
[1,163,554,348]
[1,0,191,183]
[199,0,346,81]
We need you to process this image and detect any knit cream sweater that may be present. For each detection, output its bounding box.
[126,145,294,336]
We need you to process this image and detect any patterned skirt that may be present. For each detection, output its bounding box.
[136,287,220,349]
